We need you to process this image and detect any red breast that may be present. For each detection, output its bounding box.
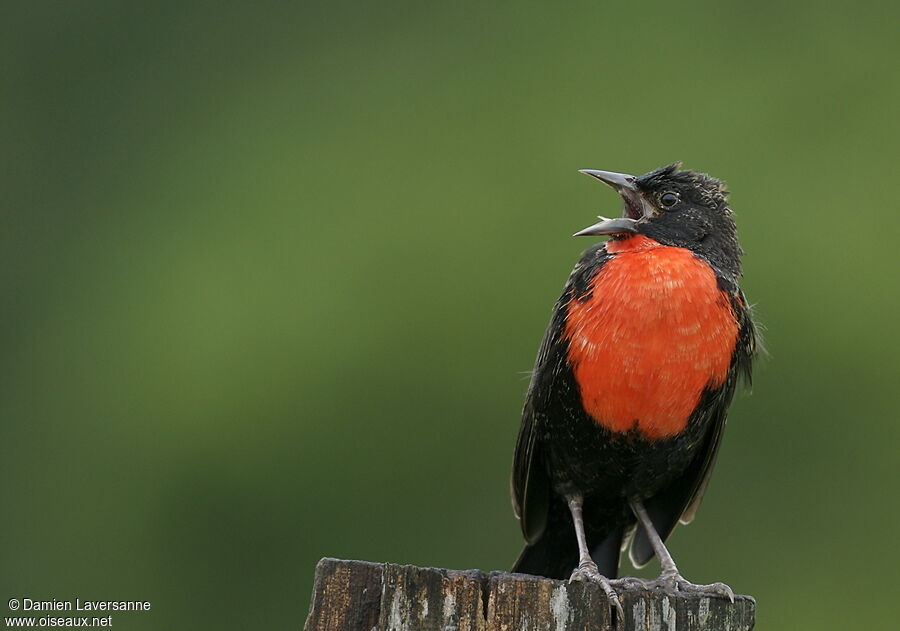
[564,235,738,439]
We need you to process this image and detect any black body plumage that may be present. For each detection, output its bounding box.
[511,164,758,581]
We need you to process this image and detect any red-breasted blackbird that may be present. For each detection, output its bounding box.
[511,164,757,615]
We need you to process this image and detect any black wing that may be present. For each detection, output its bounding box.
[512,243,610,543]
[629,289,758,567]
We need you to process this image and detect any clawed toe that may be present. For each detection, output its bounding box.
[691,581,734,603]
[610,574,734,602]
[609,576,647,590]
[624,572,734,601]
[667,575,733,601]
[568,560,603,583]
[568,567,596,583]
[568,564,624,627]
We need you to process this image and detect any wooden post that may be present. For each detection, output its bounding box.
[303,558,755,631]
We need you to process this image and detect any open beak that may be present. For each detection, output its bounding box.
[573,169,652,236]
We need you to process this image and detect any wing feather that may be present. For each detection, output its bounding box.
[512,244,609,543]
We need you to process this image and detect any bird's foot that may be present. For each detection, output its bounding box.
[569,560,625,625]
[611,571,734,602]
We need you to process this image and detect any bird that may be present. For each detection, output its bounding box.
[510,163,758,616]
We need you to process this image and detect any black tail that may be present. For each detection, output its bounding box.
[512,519,579,580]
[512,505,624,580]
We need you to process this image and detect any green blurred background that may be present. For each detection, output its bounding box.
[2,2,898,629]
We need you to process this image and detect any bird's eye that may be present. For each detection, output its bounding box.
[660,192,680,208]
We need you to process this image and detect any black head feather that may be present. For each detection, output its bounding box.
[631,163,743,284]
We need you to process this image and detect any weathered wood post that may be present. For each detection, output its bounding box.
[303,558,755,631]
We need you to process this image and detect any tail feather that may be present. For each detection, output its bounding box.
[512,517,623,580]
[512,523,579,580]
[590,526,624,579]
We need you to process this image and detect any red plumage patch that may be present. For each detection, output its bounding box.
[564,235,738,439]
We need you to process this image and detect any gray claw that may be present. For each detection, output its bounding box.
[702,581,735,603]
[609,576,646,590]
[610,573,735,603]
[659,572,736,601]
[568,563,624,628]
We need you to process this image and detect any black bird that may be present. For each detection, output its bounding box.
[511,164,758,614]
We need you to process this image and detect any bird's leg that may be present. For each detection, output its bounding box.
[623,498,734,602]
[566,493,624,622]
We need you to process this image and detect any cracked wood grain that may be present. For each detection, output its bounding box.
[303,558,755,631]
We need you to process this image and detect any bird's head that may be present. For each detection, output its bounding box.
[575,163,743,278]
